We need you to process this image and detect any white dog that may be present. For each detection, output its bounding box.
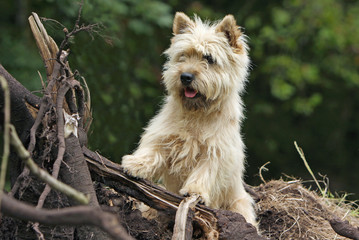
[122,12,256,226]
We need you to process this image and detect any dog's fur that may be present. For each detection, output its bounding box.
[122,12,256,225]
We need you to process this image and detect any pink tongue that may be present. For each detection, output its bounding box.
[184,87,198,98]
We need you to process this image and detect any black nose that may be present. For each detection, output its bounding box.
[180,72,195,85]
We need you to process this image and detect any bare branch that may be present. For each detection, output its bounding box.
[28,13,58,76]
[0,76,11,207]
[172,194,200,240]
[56,1,102,61]
[0,192,134,240]
[75,0,84,28]
[329,218,359,240]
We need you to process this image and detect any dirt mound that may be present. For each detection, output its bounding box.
[255,180,359,239]
[95,178,358,239]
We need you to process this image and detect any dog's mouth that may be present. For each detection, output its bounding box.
[184,87,198,98]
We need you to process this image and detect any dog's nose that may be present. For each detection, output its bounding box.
[180,72,195,85]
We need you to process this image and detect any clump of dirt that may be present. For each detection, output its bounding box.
[255,179,359,239]
[95,182,174,240]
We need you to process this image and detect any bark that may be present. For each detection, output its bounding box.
[0,64,40,185]
[61,134,111,239]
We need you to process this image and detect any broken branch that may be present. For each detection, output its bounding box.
[0,75,10,207]
[329,218,359,240]
[172,194,200,240]
[0,192,134,240]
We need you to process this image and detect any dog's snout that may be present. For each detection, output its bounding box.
[180,72,195,85]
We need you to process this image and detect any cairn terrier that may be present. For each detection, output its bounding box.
[122,12,256,225]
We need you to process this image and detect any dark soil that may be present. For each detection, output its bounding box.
[95,182,174,240]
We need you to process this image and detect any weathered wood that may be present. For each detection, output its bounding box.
[28,13,58,77]
[172,194,200,240]
[329,218,359,240]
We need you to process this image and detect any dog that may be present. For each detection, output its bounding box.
[122,12,256,226]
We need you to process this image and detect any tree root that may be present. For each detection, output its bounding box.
[330,218,359,240]
[0,193,134,240]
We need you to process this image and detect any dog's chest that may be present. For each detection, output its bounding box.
[160,134,206,174]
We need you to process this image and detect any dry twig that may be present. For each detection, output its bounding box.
[0,192,133,240]
[0,76,10,208]
[172,194,201,240]
[294,141,324,196]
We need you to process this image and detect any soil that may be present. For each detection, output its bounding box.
[95,179,359,240]
[96,182,174,240]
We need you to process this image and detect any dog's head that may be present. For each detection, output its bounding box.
[162,12,250,111]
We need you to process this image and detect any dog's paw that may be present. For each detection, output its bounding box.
[179,185,210,206]
[121,155,150,179]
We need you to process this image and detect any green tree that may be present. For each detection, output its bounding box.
[242,0,359,195]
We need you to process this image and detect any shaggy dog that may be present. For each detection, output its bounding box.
[122,12,256,225]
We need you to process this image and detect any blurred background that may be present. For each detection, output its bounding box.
[1,0,358,199]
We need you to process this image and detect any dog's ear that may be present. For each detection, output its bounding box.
[216,15,243,53]
[173,12,194,34]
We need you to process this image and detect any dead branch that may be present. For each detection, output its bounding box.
[55,1,102,61]
[172,194,200,240]
[0,192,134,240]
[28,13,58,76]
[0,76,10,205]
[329,218,359,240]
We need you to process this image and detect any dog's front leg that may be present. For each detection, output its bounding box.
[179,161,217,206]
[122,146,164,181]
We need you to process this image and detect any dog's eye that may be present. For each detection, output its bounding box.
[203,54,215,64]
[178,54,186,62]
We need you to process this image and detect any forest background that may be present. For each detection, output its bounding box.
[1,0,358,200]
